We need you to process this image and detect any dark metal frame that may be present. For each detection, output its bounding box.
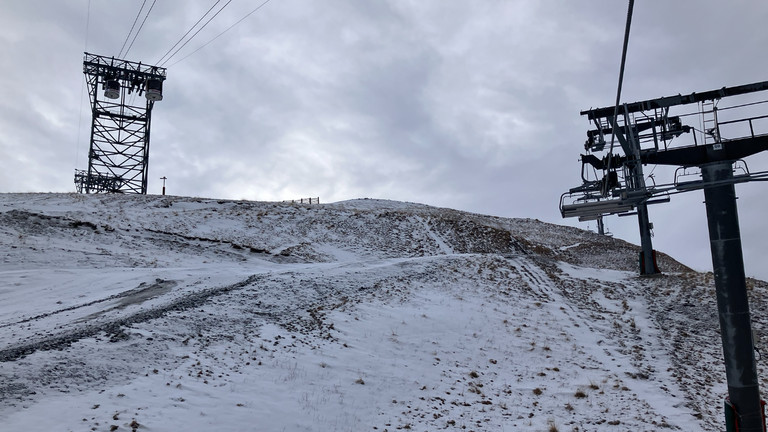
[76,52,167,194]
[561,80,768,218]
[561,79,768,431]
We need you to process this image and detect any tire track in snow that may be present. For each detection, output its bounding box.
[505,255,554,299]
[0,279,177,329]
[0,275,261,362]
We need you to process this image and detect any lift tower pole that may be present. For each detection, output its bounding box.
[623,107,657,276]
[703,161,762,430]
[76,53,167,194]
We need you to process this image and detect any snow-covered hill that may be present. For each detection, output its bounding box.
[0,193,766,431]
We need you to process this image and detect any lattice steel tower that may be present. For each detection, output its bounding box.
[75,53,167,194]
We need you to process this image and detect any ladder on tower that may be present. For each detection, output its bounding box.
[701,100,720,145]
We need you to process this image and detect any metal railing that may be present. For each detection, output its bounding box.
[283,197,320,204]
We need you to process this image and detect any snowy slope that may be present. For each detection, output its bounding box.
[0,193,766,431]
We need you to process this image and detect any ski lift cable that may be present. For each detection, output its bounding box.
[604,0,635,183]
[663,97,768,120]
[118,0,147,58]
[159,0,235,67]
[166,0,273,68]
[84,0,91,52]
[75,0,92,171]
[647,163,657,180]
[718,99,768,112]
[156,0,224,65]
[123,0,159,59]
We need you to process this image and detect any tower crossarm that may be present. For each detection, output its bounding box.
[581,80,768,121]
[83,52,167,83]
[643,135,768,167]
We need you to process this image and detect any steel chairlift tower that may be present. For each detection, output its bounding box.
[75,53,167,194]
[560,80,768,431]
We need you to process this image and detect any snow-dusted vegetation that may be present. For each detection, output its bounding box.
[1,193,767,431]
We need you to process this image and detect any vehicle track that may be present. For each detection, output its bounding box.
[0,274,262,362]
[0,279,177,329]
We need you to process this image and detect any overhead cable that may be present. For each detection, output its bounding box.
[118,0,147,58]
[156,0,224,65]
[84,0,91,52]
[159,0,235,67]
[76,0,92,170]
[603,0,634,195]
[123,0,159,59]
[167,0,273,68]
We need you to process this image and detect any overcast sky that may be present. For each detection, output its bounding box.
[1,0,768,279]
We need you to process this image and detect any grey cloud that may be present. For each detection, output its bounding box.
[2,1,768,278]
